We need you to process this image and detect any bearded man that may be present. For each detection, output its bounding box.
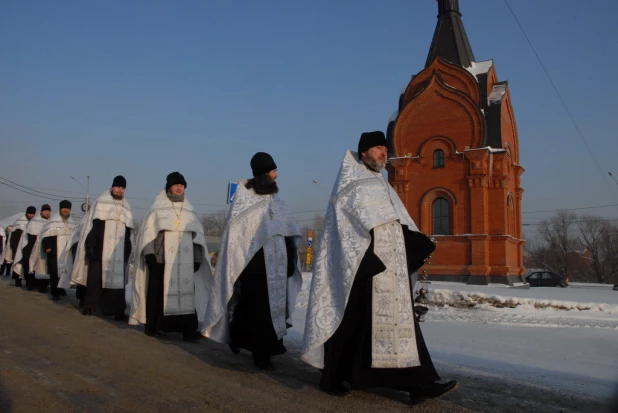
[71,176,133,319]
[29,200,78,300]
[302,132,457,401]
[129,172,210,342]
[202,153,302,371]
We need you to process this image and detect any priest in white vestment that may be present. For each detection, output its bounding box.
[7,207,35,285]
[202,153,302,371]
[29,200,78,300]
[0,213,23,275]
[14,204,51,292]
[301,132,457,401]
[129,172,210,342]
[0,213,21,276]
[72,176,134,319]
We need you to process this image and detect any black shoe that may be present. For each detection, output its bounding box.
[254,359,276,371]
[114,314,129,321]
[319,382,350,397]
[411,380,458,400]
[14,280,22,287]
[78,299,84,308]
[80,308,91,316]
[228,343,241,354]
[50,295,61,301]
[182,331,203,342]
[58,289,67,296]
[145,329,161,337]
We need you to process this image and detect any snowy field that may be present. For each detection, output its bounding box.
[286,273,618,407]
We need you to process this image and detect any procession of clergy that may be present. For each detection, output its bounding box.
[0,132,458,401]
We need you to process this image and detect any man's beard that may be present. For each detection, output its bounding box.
[60,212,71,220]
[111,192,124,200]
[246,175,279,195]
[256,179,278,195]
[365,159,386,172]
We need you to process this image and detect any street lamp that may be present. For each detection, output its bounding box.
[609,172,618,188]
[70,175,90,213]
[312,180,329,194]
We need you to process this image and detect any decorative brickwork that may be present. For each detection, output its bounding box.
[386,1,525,285]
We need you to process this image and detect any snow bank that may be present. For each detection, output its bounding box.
[428,288,618,314]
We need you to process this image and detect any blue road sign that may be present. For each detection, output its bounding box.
[307,240,312,247]
[228,182,238,204]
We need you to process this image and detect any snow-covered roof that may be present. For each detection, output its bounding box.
[465,59,494,77]
[388,155,420,161]
[460,146,507,154]
[488,83,507,105]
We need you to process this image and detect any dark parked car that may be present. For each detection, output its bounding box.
[525,271,569,287]
[613,284,618,291]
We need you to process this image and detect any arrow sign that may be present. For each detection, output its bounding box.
[227,182,238,204]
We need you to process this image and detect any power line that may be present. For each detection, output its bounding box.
[26,186,84,195]
[523,218,618,227]
[0,177,82,200]
[0,181,69,201]
[503,0,618,201]
[522,203,618,214]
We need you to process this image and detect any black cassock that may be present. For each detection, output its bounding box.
[83,219,132,317]
[320,226,440,392]
[9,229,23,282]
[41,235,68,298]
[229,237,296,362]
[144,234,201,338]
[5,229,24,281]
[23,233,46,291]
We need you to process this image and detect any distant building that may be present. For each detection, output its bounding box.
[386,0,525,285]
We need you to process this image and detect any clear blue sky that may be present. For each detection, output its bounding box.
[1,0,618,234]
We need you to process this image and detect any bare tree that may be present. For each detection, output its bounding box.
[577,215,606,283]
[598,221,618,284]
[201,209,228,237]
[529,212,618,284]
[537,211,578,278]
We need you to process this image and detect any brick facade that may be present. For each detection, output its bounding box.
[386,9,525,285]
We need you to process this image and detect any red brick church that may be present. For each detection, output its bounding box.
[386,0,526,285]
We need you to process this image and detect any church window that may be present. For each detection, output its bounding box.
[433,149,445,168]
[507,194,515,236]
[432,197,450,235]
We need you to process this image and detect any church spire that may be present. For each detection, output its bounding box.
[425,0,475,68]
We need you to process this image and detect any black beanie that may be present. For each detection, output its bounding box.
[166,172,187,190]
[59,200,72,210]
[358,131,388,156]
[41,204,51,212]
[250,152,277,177]
[26,206,36,214]
[112,175,127,188]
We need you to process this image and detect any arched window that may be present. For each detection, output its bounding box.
[433,149,445,168]
[507,194,515,236]
[432,197,450,235]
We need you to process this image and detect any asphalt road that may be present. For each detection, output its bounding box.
[0,279,472,413]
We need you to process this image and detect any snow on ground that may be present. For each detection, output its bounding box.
[285,273,618,401]
[429,280,618,308]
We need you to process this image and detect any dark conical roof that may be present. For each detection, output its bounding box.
[425,0,475,68]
